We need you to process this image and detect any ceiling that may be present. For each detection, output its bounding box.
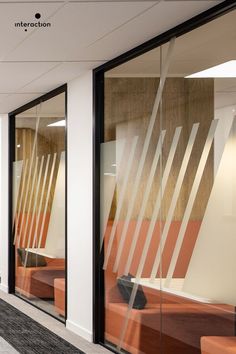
[107,9,236,77]
[107,8,236,110]
[0,0,222,113]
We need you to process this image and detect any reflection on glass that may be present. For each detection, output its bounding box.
[13,92,66,321]
[101,8,236,354]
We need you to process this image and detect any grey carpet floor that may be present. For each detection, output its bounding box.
[0,299,84,354]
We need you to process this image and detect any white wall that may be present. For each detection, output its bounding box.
[66,71,93,341]
[0,114,9,292]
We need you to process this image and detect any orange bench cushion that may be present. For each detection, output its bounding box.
[201,336,236,354]
[16,258,65,299]
[54,278,65,316]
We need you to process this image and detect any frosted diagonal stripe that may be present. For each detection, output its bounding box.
[103,136,138,270]
[21,157,39,248]
[13,159,28,245]
[134,126,182,279]
[100,139,126,250]
[150,123,199,281]
[16,116,40,247]
[12,160,23,230]
[25,156,45,250]
[113,37,176,273]
[117,281,140,351]
[117,125,181,351]
[38,153,57,249]
[124,130,166,275]
[165,119,219,287]
[32,154,51,250]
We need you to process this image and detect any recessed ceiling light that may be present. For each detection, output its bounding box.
[47,120,65,127]
[185,60,236,78]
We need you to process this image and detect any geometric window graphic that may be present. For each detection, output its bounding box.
[100,8,236,354]
[11,91,66,321]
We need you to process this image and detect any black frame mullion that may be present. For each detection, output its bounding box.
[8,84,68,324]
[8,116,15,294]
[93,70,105,343]
[93,0,236,349]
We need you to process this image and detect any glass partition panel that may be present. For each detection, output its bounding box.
[159,9,236,354]
[103,48,164,353]
[13,92,66,321]
[100,7,236,354]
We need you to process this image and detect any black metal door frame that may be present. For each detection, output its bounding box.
[93,0,236,350]
[8,84,68,323]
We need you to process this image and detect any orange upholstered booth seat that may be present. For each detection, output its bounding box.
[201,337,236,354]
[104,219,235,354]
[54,278,65,316]
[15,211,65,299]
[16,258,65,299]
[105,279,235,354]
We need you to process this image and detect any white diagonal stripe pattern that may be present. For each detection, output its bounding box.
[124,130,166,275]
[25,156,45,250]
[100,139,126,250]
[38,153,57,249]
[13,159,28,245]
[165,119,219,287]
[15,116,40,248]
[103,136,138,269]
[112,37,176,273]
[21,157,39,248]
[32,154,51,250]
[134,126,182,279]
[150,122,199,281]
[117,125,181,351]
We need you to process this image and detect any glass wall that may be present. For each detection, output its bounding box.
[12,91,66,320]
[100,8,236,354]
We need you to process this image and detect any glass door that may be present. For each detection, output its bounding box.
[101,48,163,353]
[98,8,236,354]
[11,89,66,321]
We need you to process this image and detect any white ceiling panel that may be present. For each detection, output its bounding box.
[20,61,104,93]
[75,0,221,61]
[0,93,43,114]
[0,2,61,59]
[0,62,59,93]
[0,0,225,113]
[0,94,10,103]
[5,2,156,61]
